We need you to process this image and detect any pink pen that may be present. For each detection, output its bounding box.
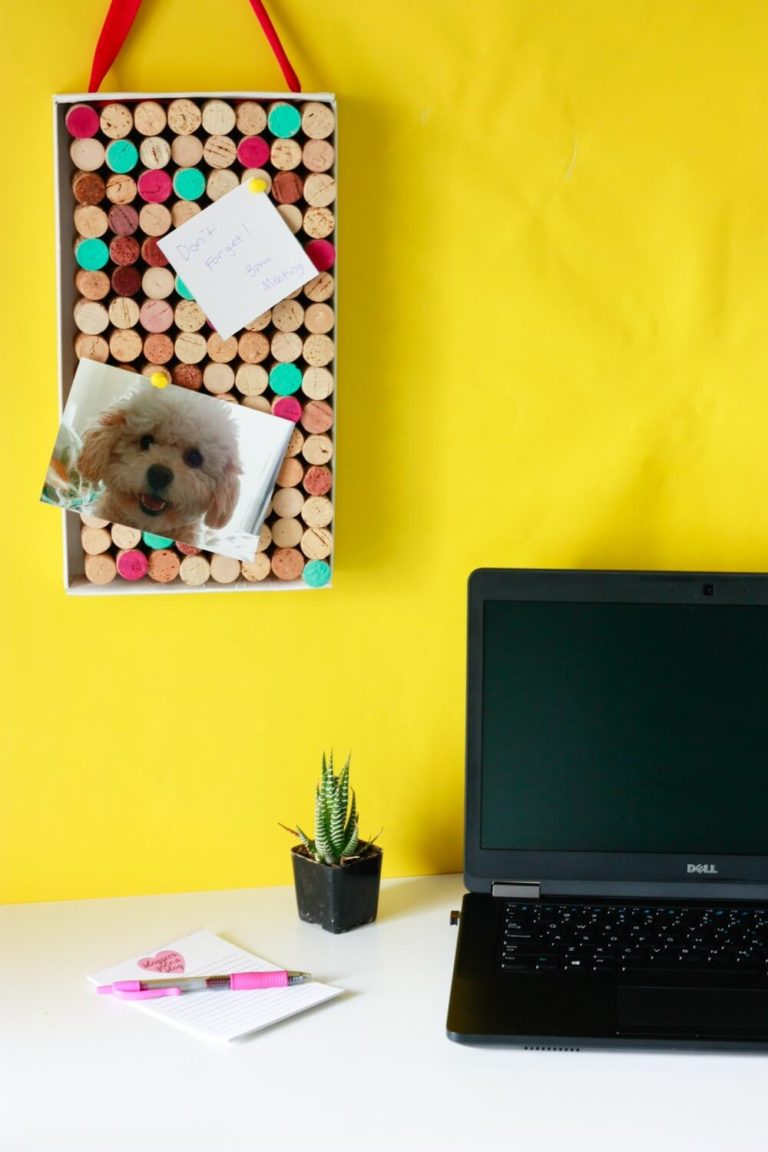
[97,971,311,999]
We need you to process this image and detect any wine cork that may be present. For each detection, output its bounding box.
[176,540,201,556]
[75,269,110,301]
[209,553,241,584]
[108,296,141,329]
[301,102,335,140]
[271,548,304,581]
[302,495,333,528]
[80,511,109,528]
[241,553,270,582]
[107,203,139,236]
[105,139,138,174]
[272,517,303,548]
[236,101,267,135]
[242,395,271,413]
[270,139,302,171]
[272,299,304,332]
[140,299,174,332]
[137,170,172,204]
[305,239,336,271]
[303,172,336,207]
[74,298,109,335]
[238,331,270,364]
[81,525,111,555]
[170,132,204,167]
[175,300,207,332]
[142,267,175,299]
[116,548,148,580]
[273,396,301,422]
[303,272,334,303]
[244,309,272,331]
[302,560,331,588]
[272,331,303,362]
[203,362,235,393]
[303,138,334,173]
[303,464,333,496]
[266,168,301,204]
[300,399,334,434]
[147,548,180,583]
[171,200,201,227]
[276,204,303,234]
[285,426,305,457]
[303,207,335,239]
[168,99,202,135]
[72,171,106,206]
[172,364,203,390]
[84,552,117,585]
[75,333,109,362]
[173,167,206,200]
[235,363,268,396]
[134,100,167,136]
[100,103,133,139]
[66,104,100,139]
[303,303,334,334]
[141,236,169,266]
[75,238,108,272]
[109,328,143,363]
[139,136,171,169]
[111,523,142,548]
[202,99,236,135]
[237,135,270,168]
[111,265,142,296]
[109,235,140,266]
[179,554,211,586]
[207,333,238,362]
[302,333,335,367]
[143,333,174,364]
[70,137,106,171]
[301,527,333,559]
[138,202,172,237]
[272,486,304,518]
[143,532,174,549]
[268,101,302,138]
[175,332,207,363]
[105,173,137,204]
[302,434,333,465]
[207,169,239,200]
[276,456,304,487]
[74,204,108,238]
[203,135,237,169]
[256,522,272,552]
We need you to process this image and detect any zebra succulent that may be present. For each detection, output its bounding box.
[294,752,368,866]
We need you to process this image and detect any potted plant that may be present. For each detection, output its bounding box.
[283,752,382,934]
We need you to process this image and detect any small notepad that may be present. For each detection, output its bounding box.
[88,929,342,1042]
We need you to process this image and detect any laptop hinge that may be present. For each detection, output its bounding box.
[492,881,541,899]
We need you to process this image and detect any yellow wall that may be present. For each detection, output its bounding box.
[3,0,768,901]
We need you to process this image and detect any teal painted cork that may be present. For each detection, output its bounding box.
[303,560,331,588]
[105,139,138,174]
[75,238,109,270]
[269,363,302,396]
[267,102,301,138]
[173,167,206,200]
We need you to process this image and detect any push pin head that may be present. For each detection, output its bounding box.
[248,177,267,194]
[150,371,169,389]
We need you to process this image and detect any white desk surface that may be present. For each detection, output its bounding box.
[2,874,766,1151]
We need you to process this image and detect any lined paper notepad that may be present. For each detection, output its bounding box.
[88,929,342,1042]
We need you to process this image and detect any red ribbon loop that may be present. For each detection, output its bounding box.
[88,0,301,93]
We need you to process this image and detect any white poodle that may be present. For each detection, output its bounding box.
[77,384,242,543]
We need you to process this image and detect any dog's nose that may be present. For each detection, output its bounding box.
[146,464,173,491]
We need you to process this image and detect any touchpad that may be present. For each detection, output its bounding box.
[617,985,768,1037]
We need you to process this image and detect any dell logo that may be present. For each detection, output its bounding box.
[687,863,718,875]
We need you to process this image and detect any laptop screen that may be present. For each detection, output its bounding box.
[466,569,768,893]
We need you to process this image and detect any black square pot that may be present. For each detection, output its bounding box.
[291,843,382,933]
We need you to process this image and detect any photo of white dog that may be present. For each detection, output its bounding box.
[42,361,295,562]
[77,383,242,545]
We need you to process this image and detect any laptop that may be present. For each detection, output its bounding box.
[447,568,768,1051]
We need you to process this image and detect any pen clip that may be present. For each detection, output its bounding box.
[97,983,183,1000]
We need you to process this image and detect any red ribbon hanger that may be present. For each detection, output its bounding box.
[88,0,301,93]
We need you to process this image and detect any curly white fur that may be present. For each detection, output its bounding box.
[77,384,242,543]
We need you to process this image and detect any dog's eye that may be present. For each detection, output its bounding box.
[184,448,204,469]
[139,435,154,451]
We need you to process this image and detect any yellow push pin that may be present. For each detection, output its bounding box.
[249,177,267,194]
[150,371,169,389]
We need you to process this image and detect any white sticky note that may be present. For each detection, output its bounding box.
[157,183,318,339]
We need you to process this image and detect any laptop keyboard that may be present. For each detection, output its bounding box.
[500,901,768,975]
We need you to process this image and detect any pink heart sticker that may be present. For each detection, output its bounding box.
[138,950,185,974]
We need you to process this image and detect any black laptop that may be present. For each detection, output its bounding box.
[447,568,768,1051]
